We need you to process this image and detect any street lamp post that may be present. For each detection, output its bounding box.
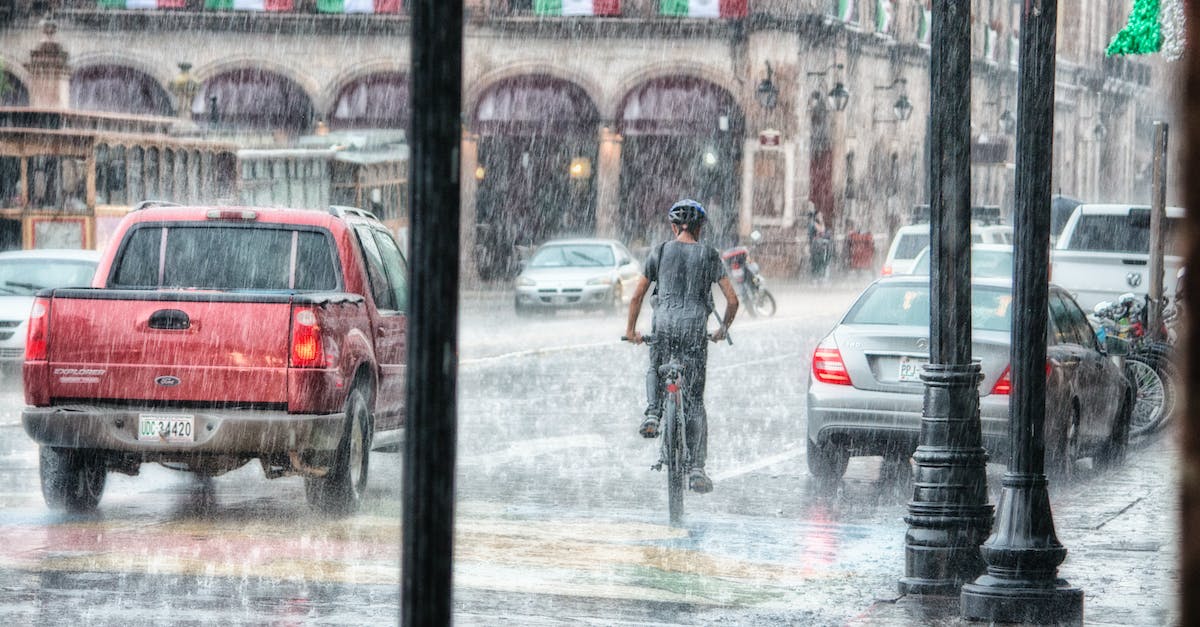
[960,0,1083,621]
[898,0,993,596]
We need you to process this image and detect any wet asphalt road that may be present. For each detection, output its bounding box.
[0,280,1179,625]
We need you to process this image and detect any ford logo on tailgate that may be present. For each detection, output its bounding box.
[155,376,181,387]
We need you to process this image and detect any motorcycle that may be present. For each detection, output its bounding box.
[1090,293,1178,437]
[721,230,777,317]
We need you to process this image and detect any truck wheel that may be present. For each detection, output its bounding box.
[306,386,372,515]
[40,446,106,512]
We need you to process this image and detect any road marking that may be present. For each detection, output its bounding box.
[463,433,608,465]
[710,447,805,482]
[710,352,807,373]
[461,341,615,366]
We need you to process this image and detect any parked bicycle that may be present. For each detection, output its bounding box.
[623,331,724,525]
[1090,293,1178,437]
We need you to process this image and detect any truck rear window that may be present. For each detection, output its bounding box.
[111,225,339,290]
[1067,213,1181,255]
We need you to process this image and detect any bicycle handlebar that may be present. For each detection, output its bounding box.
[621,333,728,345]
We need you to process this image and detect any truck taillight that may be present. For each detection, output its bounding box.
[812,338,852,386]
[290,306,326,368]
[26,297,49,361]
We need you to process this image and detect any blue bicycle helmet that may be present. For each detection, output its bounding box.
[668,199,707,228]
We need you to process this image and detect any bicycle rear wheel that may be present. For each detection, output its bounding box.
[663,400,685,526]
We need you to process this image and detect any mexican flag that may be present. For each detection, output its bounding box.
[534,0,620,16]
[317,0,400,12]
[660,0,747,18]
[99,0,186,8]
[205,0,293,10]
[874,0,893,34]
[835,0,855,22]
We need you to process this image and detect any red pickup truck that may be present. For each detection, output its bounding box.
[22,205,408,514]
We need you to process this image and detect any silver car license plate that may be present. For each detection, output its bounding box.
[898,356,925,382]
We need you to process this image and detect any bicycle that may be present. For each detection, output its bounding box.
[623,329,727,526]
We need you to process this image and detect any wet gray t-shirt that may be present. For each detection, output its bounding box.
[644,240,726,325]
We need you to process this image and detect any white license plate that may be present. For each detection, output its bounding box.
[898,356,926,382]
[137,414,195,443]
[553,295,567,304]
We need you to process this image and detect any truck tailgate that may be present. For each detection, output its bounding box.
[44,291,291,404]
[1051,250,1181,310]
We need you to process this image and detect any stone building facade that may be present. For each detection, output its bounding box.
[0,0,1165,275]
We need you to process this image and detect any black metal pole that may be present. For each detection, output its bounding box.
[403,1,462,625]
[960,0,1082,621]
[899,0,992,596]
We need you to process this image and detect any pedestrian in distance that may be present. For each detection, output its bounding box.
[624,198,739,494]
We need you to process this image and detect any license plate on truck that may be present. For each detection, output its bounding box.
[138,414,195,443]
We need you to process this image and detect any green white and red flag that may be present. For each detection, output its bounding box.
[659,0,747,18]
[204,0,294,10]
[316,0,400,12]
[534,0,620,15]
[99,0,186,8]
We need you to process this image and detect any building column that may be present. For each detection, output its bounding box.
[25,19,69,109]
[460,130,480,283]
[594,125,622,238]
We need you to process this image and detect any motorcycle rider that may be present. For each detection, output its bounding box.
[625,199,739,494]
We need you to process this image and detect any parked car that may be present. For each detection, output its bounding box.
[881,223,1014,276]
[805,276,1132,485]
[22,205,408,514]
[0,249,101,363]
[514,238,641,316]
[909,244,1014,278]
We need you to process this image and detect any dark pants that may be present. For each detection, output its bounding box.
[644,318,709,470]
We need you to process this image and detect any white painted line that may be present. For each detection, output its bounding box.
[710,352,807,373]
[461,341,616,366]
[710,447,805,482]
[463,433,608,466]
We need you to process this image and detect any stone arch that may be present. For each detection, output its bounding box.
[0,53,33,97]
[321,59,407,114]
[465,64,604,130]
[605,62,742,122]
[193,66,316,132]
[468,72,603,280]
[192,57,320,104]
[69,64,173,116]
[325,70,409,130]
[614,72,745,247]
[1,70,30,106]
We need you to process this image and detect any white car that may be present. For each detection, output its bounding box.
[882,222,1014,276]
[513,238,641,316]
[0,249,102,362]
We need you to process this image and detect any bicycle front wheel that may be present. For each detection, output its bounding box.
[753,289,777,317]
[663,400,686,526]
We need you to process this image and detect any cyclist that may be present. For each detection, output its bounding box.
[625,198,739,494]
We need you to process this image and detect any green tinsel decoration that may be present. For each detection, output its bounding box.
[1107,0,1163,56]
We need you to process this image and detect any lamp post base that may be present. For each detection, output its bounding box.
[961,575,1083,624]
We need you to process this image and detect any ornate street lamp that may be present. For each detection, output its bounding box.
[756,61,779,110]
[807,63,849,112]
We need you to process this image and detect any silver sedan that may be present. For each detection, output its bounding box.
[805,276,1132,485]
[513,238,641,316]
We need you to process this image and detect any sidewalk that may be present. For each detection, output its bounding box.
[849,433,1181,626]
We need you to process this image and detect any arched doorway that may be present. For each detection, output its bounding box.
[809,102,834,229]
[193,69,313,133]
[1,72,29,106]
[70,65,173,116]
[329,72,408,129]
[616,76,743,248]
[472,75,599,279]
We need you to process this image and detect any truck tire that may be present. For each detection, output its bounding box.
[40,446,106,512]
[306,386,372,515]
